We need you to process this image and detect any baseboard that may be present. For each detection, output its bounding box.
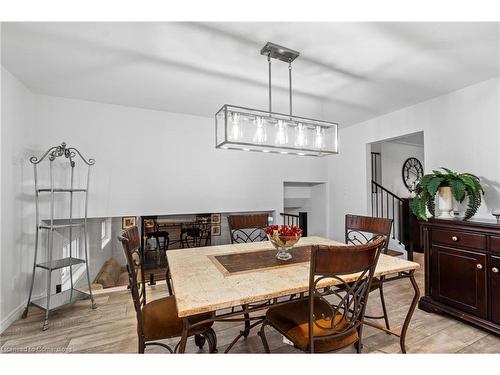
[1,292,45,334]
[0,300,27,334]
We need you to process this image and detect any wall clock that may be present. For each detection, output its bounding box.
[402,157,424,192]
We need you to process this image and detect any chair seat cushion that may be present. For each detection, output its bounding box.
[266,297,358,353]
[142,296,213,341]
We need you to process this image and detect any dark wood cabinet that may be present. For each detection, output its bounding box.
[419,218,500,335]
[491,255,500,324]
[430,245,487,318]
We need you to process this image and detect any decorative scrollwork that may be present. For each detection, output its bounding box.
[230,228,267,244]
[312,269,370,333]
[29,142,95,166]
[346,230,383,246]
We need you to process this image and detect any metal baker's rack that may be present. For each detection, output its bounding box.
[22,142,96,330]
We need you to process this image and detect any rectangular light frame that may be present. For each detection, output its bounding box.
[215,104,338,157]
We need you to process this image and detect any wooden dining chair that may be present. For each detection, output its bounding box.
[118,226,217,353]
[345,214,393,331]
[227,214,269,244]
[258,237,385,353]
[226,214,269,339]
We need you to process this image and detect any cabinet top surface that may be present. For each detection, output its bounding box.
[423,217,500,231]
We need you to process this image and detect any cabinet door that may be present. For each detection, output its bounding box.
[431,245,487,318]
[491,256,500,324]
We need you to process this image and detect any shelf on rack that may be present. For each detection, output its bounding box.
[37,188,87,193]
[39,223,85,230]
[31,289,90,312]
[36,257,86,271]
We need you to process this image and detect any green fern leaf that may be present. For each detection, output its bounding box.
[426,196,436,217]
[464,194,481,220]
[427,177,445,196]
[450,179,466,202]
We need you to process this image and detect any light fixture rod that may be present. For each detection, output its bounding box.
[268,53,272,113]
[288,59,293,117]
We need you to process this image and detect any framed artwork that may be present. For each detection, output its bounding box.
[122,216,137,229]
[211,213,221,224]
[211,225,221,236]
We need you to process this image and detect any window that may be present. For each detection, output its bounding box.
[101,218,112,249]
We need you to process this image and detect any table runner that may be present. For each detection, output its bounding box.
[209,245,311,276]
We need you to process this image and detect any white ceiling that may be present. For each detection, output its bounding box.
[2,22,499,126]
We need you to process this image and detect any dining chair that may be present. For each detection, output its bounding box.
[226,213,269,339]
[227,213,269,244]
[118,226,217,353]
[345,214,393,331]
[258,237,384,353]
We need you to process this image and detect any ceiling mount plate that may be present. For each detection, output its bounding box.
[260,42,300,63]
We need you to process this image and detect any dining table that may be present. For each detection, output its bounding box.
[166,236,420,353]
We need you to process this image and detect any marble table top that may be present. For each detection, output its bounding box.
[167,236,420,317]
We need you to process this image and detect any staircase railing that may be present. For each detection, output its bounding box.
[371,180,404,244]
[279,212,308,237]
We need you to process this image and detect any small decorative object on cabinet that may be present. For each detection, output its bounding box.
[22,142,97,330]
[264,225,302,260]
[492,208,500,224]
[419,218,500,335]
[410,167,484,221]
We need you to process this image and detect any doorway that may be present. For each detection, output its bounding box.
[282,181,328,237]
[368,131,425,258]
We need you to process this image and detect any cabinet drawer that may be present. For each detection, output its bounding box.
[490,236,500,253]
[431,229,486,250]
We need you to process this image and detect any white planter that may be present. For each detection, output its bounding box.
[437,186,454,218]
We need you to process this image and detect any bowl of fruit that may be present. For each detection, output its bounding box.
[264,225,303,260]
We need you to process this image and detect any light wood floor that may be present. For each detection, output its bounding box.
[2,253,499,354]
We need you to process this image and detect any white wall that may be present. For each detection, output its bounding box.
[328,76,500,241]
[380,141,424,198]
[33,95,328,220]
[0,67,37,332]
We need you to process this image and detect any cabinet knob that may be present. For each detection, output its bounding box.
[451,236,459,242]
[493,267,499,273]
[476,264,483,270]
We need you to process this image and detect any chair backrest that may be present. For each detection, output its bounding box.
[345,214,393,253]
[227,214,268,243]
[308,237,385,353]
[118,226,146,334]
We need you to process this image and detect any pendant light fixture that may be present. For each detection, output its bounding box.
[215,42,338,156]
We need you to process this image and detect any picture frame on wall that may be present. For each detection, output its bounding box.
[211,213,221,224]
[122,216,137,229]
[211,225,221,236]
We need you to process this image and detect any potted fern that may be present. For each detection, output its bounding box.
[410,167,484,221]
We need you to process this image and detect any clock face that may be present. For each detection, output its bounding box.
[402,157,424,192]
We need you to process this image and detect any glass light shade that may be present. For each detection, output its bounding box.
[215,105,338,156]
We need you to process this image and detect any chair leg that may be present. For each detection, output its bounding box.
[355,340,363,353]
[195,334,206,349]
[354,324,364,353]
[242,312,251,338]
[204,327,218,353]
[166,267,173,296]
[257,320,271,353]
[138,337,145,354]
[378,284,391,331]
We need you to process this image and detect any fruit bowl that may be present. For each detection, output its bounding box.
[264,225,302,260]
